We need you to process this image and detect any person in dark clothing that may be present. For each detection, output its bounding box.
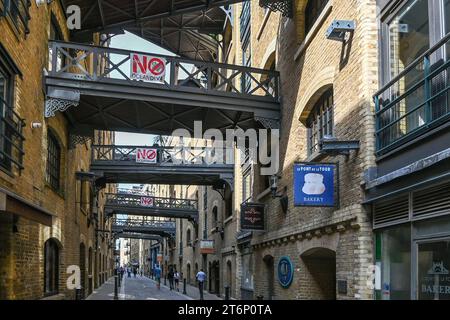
[168,267,175,290]
[133,267,137,278]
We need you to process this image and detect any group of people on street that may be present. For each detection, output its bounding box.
[152,265,206,300]
[167,267,181,291]
[118,265,141,279]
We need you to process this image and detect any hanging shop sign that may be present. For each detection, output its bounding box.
[293,163,338,207]
[130,53,166,83]
[240,203,265,231]
[136,148,158,164]
[200,240,215,254]
[157,254,163,262]
[140,196,154,207]
[278,256,294,288]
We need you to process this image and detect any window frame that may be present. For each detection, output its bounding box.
[305,0,329,35]
[306,89,335,156]
[46,131,62,192]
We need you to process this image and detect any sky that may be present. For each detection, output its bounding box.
[109,32,173,190]
[109,31,174,147]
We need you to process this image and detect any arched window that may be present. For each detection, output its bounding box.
[305,0,329,35]
[186,229,191,246]
[213,206,218,225]
[44,239,59,296]
[306,88,334,155]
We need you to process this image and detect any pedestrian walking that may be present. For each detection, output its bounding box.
[174,269,180,292]
[133,267,137,278]
[127,266,131,278]
[154,264,162,290]
[168,267,175,290]
[196,269,206,300]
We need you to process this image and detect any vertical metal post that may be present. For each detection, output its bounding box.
[183,278,187,294]
[114,267,118,300]
[225,286,230,300]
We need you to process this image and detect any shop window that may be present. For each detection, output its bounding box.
[46,131,61,191]
[44,239,59,296]
[376,224,411,300]
[306,88,334,156]
[305,0,329,35]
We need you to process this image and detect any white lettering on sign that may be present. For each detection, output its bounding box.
[130,53,166,83]
[136,148,158,164]
[140,197,154,207]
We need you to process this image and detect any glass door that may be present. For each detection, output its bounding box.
[416,238,450,300]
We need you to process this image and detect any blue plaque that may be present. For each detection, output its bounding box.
[293,163,337,207]
[278,257,294,288]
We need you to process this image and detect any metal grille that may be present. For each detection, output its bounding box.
[46,132,61,190]
[373,195,409,228]
[259,0,293,18]
[413,183,450,219]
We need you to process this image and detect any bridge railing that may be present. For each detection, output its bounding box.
[92,144,234,166]
[48,40,280,100]
[112,217,176,230]
[105,193,198,211]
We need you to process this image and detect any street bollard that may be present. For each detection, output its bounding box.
[118,272,121,287]
[183,278,187,295]
[256,295,264,300]
[224,286,230,300]
[164,275,167,286]
[114,269,118,300]
[75,288,83,300]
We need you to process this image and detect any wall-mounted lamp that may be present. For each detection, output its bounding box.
[31,122,42,129]
[270,175,289,214]
[36,0,53,7]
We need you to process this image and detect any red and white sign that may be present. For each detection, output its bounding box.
[140,196,154,207]
[130,53,166,83]
[200,240,215,255]
[136,148,158,164]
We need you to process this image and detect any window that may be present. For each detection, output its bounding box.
[306,88,334,155]
[305,0,329,35]
[1,0,31,36]
[186,229,191,246]
[243,170,252,203]
[375,0,450,154]
[241,0,252,93]
[48,15,64,72]
[46,131,61,191]
[0,45,24,173]
[44,239,59,296]
[213,206,218,225]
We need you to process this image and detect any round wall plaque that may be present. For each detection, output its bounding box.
[278,256,294,288]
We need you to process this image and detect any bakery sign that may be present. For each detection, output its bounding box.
[240,203,265,231]
[294,163,337,207]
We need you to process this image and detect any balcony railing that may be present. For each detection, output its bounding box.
[374,33,450,156]
[0,97,25,174]
[0,0,31,36]
[92,145,235,166]
[47,40,280,100]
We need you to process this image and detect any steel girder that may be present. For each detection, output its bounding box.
[45,41,281,141]
[60,0,245,61]
[112,217,176,237]
[91,145,234,188]
[115,233,163,241]
[105,192,199,222]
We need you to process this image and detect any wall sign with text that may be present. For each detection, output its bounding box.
[135,148,158,164]
[130,53,166,83]
[293,163,338,207]
[240,203,265,231]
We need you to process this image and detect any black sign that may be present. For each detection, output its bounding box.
[241,203,265,231]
